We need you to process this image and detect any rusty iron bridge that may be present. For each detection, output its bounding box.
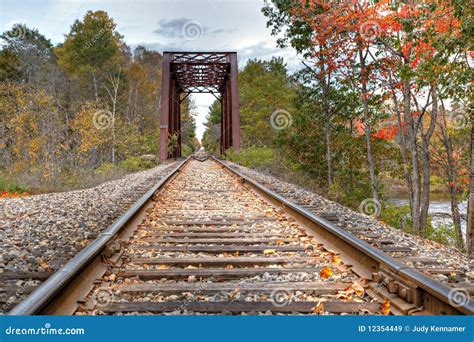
[159,52,241,161]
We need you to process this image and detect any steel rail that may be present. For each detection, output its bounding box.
[9,157,190,315]
[9,154,473,315]
[213,156,474,315]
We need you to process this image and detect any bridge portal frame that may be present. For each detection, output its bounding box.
[159,51,241,161]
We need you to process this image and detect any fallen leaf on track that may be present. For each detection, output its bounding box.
[332,255,342,266]
[380,299,391,315]
[319,265,333,279]
[263,249,276,255]
[311,302,325,314]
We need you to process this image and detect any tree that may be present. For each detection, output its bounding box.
[55,10,125,101]
[238,58,296,148]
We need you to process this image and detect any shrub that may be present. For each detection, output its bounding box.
[0,174,28,193]
[118,156,155,172]
[380,203,413,231]
[226,147,275,169]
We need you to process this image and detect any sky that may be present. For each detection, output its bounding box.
[0,0,299,141]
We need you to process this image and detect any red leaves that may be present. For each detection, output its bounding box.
[374,125,399,141]
[0,191,29,198]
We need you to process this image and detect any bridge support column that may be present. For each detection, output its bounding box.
[159,53,171,162]
[229,53,241,151]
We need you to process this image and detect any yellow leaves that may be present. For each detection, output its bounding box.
[336,281,366,300]
[40,261,51,272]
[332,254,342,266]
[225,264,234,269]
[311,302,325,314]
[263,249,276,255]
[351,282,365,297]
[344,281,365,297]
[157,264,169,269]
[319,265,334,279]
[380,299,391,315]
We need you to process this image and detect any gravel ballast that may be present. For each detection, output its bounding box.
[224,161,473,286]
[0,161,180,312]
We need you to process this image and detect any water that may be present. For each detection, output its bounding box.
[390,197,468,235]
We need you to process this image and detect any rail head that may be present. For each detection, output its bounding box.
[9,157,190,315]
[213,156,474,315]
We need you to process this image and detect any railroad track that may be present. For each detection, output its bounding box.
[222,160,474,299]
[9,154,474,315]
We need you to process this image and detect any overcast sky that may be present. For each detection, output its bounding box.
[0,0,299,140]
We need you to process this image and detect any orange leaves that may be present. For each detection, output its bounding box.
[380,299,391,315]
[319,265,334,279]
[40,261,52,272]
[374,125,399,141]
[0,191,29,198]
[336,281,365,300]
[331,255,342,266]
[311,302,325,314]
[348,282,365,297]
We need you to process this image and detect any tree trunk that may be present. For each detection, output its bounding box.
[321,73,333,187]
[325,116,333,187]
[389,73,414,211]
[362,97,379,202]
[93,74,99,102]
[419,87,437,235]
[439,102,464,248]
[467,111,474,255]
[403,80,422,232]
[358,48,378,202]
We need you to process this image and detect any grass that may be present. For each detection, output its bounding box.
[1,156,158,194]
[0,173,29,193]
[226,147,275,169]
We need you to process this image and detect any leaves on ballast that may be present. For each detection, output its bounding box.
[319,265,333,279]
[331,254,342,266]
[311,302,325,314]
[380,299,391,315]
